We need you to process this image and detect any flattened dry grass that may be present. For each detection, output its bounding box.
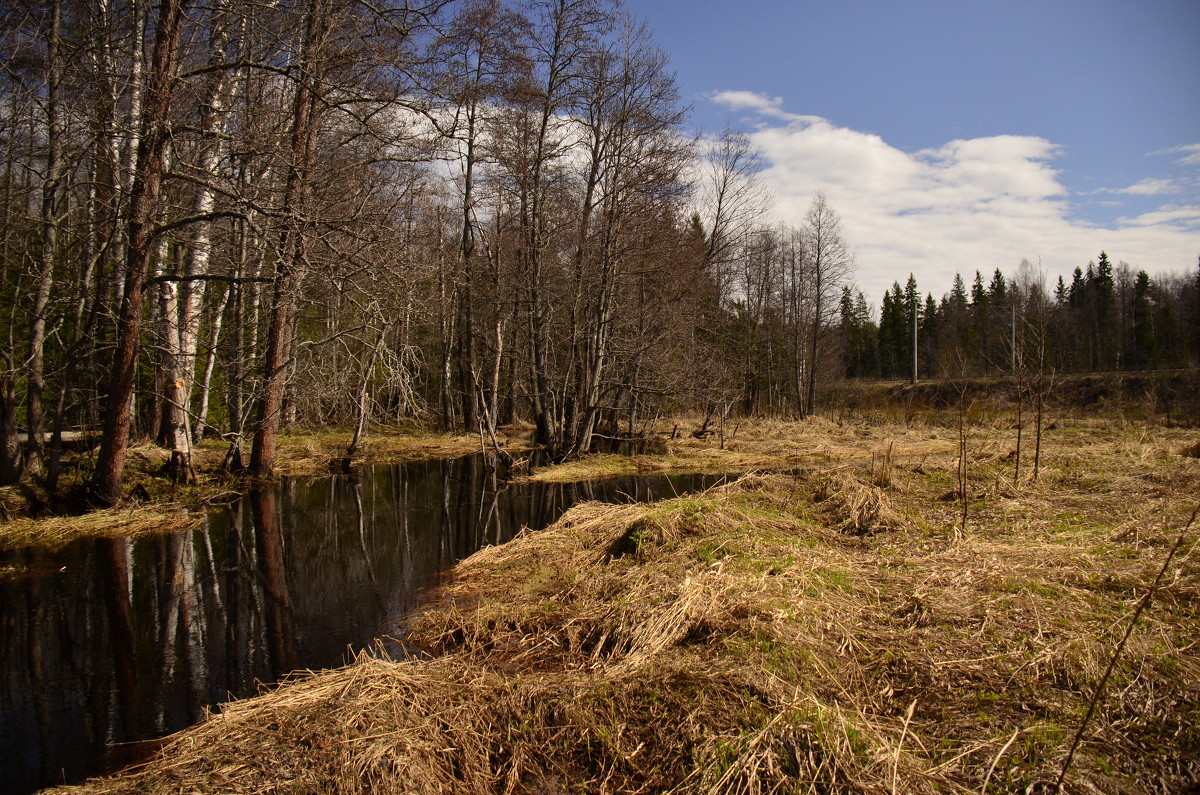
[56,417,1200,795]
[0,504,202,551]
[269,427,503,475]
[813,470,910,535]
[527,414,956,483]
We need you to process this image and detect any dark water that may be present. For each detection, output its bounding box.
[0,455,724,793]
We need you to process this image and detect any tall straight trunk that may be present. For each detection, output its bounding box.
[192,283,230,443]
[805,270,823,418]
[1013,381,1023,485]
[91,0,187,506]
[160,47,236,454]
[110,0,148,316]
[523,6,576,454]
[155,238,192,463]
[27,0,64,474]
[223,222,252,470]
[486,313,504,434]
[0,367,18,485]
[249,0,327,476]
[437,240,456,430]
[456,120,479,429]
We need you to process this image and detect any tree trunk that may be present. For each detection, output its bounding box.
[805,269,823,418]
[249,0,327,477]
[91,0,187,506]
[0,367,19,486]
[162,41,235,455]
[192,284,230,443]
[156,240,193,474]
[456,124,479,429]
[26,0,64,475]
[347,325,387,460]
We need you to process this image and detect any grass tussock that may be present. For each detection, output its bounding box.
[812,469,910,535]
[56,429,1200,795]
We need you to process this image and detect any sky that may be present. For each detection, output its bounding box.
[631,0,1200,309]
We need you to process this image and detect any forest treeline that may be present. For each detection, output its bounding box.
[842,252,1200,381]
[1,0,854,503]
[1,0,1196,504]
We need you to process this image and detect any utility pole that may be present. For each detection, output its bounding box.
[1011,301,1017,373]
[911,295,919,384]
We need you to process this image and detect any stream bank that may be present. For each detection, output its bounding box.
[1,455,724,793]
[39,416,1200,794]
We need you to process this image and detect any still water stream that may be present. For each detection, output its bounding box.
[0,454,725,793]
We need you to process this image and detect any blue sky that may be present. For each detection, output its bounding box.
[632,0,1200,306]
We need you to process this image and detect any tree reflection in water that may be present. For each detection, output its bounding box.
[0,454,724,793]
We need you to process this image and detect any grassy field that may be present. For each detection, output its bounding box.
[47,405,1200,794]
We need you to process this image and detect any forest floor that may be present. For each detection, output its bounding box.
[44,407,1200,794]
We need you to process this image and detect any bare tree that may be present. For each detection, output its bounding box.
[156,0,243,473]
[428,0,526,430]
[92,0,188,506]
[25,0,65,475]
[698,128,770,301]
[248,0,342,476]
[800,190,853,416]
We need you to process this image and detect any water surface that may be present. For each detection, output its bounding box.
[0,455,724,793]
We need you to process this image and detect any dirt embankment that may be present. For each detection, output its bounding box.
[51,418,1200,794]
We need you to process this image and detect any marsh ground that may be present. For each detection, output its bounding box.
[41,403,1200,794]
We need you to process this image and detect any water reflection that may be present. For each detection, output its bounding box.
[0,455,724,793]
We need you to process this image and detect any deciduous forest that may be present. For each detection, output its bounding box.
[4,3,1200,794]
[1,0,1196,505]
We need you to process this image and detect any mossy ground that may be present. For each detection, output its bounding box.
[48,407,1200,794]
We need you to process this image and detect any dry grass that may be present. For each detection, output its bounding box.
[0,504,203,551]
[812,469,910,535]
[527,415,956,483]
[268,427,513,475]
[53,412,1200,794]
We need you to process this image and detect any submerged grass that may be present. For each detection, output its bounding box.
[52,411,1200,794]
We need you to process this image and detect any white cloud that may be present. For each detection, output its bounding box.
[1151,143,1200,167]
[714,91,1200,307]
[709,90,824,125]
[1116,205,1200,227]
[1111,178,1180,196]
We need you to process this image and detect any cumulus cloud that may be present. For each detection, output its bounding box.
[712,92,1200,307]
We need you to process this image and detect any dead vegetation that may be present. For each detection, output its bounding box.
[0,503,203,551]
[53,410,1200,794]
[813,469,909,535]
